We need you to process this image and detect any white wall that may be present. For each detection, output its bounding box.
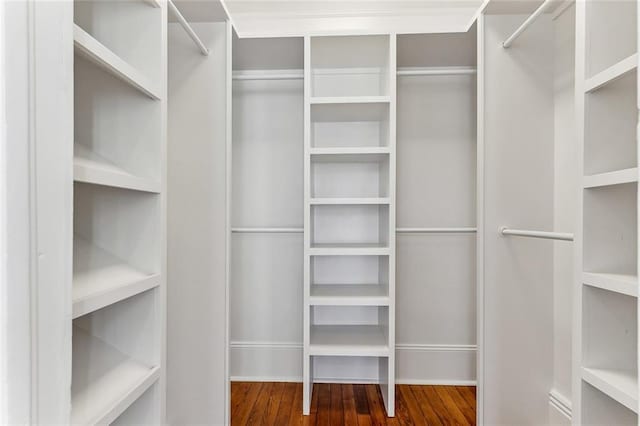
[167,22,228,425]
[551,4,576,425]
[480,13,555,425]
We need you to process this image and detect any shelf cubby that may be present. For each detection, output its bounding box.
[584,67,637,175]
[585,0,637,79]
[311,102,390,148]
[310,35,391,98]
[583,182,637,276]
[72,290,159,425]
[582,381,638,425]
[311,153,389,199]
[311,204,389,247]
[74,0,162,87]
[111,383,160,425]
[582,285,637,411]
[309,324,389,357]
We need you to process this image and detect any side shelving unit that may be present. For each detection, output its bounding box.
[303,34,397,416]
[576,1,639,423]
[71,0,166,423]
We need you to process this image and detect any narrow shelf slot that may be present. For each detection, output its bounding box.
[583,272,638,298]
[584,168,638,188]
[310,284,390,306]
[582,367,639,413]
[74,144,160,193]
[309,324,389,357]
[585,54,638,93]
[73,24,160,100]
[310,197,390,205]
[310,96,391,105]
[72,327,160,425]
[310,243,391,256]
[73,237,158,319]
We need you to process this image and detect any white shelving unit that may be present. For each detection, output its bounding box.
[303,34,397,416]
[71,0,166,423]
[575,1,639,422]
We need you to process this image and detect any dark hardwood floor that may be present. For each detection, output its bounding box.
[231,382,476,425]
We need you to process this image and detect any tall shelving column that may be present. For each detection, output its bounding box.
[303,34,397,416]
[575,0,639,423]
[71,0,166,424]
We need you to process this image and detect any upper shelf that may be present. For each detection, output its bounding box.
[585,54,637,93]
[74,144,161,193]
[73,24,161,100]
[583,168,638,189]
[582,367,638,414]
[583,272,638,298]
[310,96,390,105]
[71,327,160,425]
[73,237,159,319]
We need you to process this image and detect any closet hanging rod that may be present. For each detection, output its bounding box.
[232,67,477,81]
[168,0,209,56]
[500,227,574,241]
[502,0,555,48]
[397,227,477,233]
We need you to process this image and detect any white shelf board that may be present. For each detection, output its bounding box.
[309,325,389,357]
[310,284,390,306]
[309,243,391,256]
[72,327,160,425]
[310,96,391,105]
[73,237,159,319]
[582,367,638,413]
[74,144,160,193]
[310,197,390,205]
[142,0,161,7]
[73,24,160,100]
[583,168,638,188]
[310,147,390,163]
[585,54,638,93]
[583,272,638,298]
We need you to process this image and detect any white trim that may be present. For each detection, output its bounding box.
[230,341,477,352]
[224,19,233,426]
[232,66,478,81]
[549,389,572,420]
[229,376,477,386]
[397,379,477,386]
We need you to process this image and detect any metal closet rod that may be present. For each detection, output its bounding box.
[231,227,477,234]
[502,0,555,48]
[500,227,574,241]
[232,67,477,81]
[168,0,209,56]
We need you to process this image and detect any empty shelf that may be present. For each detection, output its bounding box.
[74,24,160,100]
[310,325,389,356]
[72,327,160,425]
[310,284,389,306]
[73,237,159,319]
[585,54,638,93]
[582,367,638,413]
[310,96,391,105]
[310,197,390,205]
[583,272,638,297]
[310,243,391,256]
[74,145,160,193]
[583,168,638,188]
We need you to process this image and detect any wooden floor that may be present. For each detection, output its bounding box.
[231,382,476,425]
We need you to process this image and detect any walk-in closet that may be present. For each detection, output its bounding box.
[2,0,639,425]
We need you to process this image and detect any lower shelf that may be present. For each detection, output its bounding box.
[73,237,159,318]
[583,272,638,297]
[582,367,638,413]
[309,324,390,357]
[72,327,160,425]
[310,284,390,306]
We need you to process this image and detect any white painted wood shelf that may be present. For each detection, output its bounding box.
[310,96,391,105]
[73,237,159,319]
[310,197,390,205]
[585,53,638,93]
[73,24,161,100]
[583,272,638,298]
[309,147,390,162]
[310,284,390,306]
[582,367,639,413]
[309,325,390,357]
[74,144,161,193]
[309,243,391,256]
[583,167,638,188]
[71,327,160,425]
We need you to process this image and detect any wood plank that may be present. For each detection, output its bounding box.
[365,385,388,426]
[448,387,476,425]
[392,385,415,426]
[420,386,450,425]
[316,383,332,426]
[408,385,443,426]
[261,382,285,425]
[353,384,373,426]
[230,382,250,421]
[330,384,345,426]
[274,382,297,426]
[342,384,358,426]
[456,386,476,412]
[245,382,274,425]
[234,382,263,425]
[434,386,470,426]
[395,385,427,426]
[289,382,303,426]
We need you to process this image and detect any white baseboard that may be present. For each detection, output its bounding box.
[230,341,477,384]
[549,389,572,422]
